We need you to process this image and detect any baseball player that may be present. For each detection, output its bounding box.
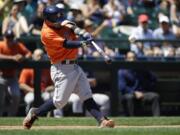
[23,5,114,129]
[0,29,32,116]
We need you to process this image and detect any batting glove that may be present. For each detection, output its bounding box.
[82,32,93,41]
[80,39,92,47]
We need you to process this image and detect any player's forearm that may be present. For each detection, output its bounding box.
[44,85,54,92]
[0,54,15,60]
[20,83,34,93]
[63,40,88,48]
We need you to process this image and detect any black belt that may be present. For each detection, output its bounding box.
[61,60,77,64]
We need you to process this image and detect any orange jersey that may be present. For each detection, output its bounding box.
[41,22,78,64]
[19,69,34,88]
[0,41,31,77]
[19,68,53,92]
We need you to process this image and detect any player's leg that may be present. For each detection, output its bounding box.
[68,93,83,116]
[23,64,80,129]
[24,92,34,114]
[75,66,114,127]
[7,78,20,116]
[92,93,110,116]
[122,93,135,116]
[143,92,160,116]
[0,77,7,116]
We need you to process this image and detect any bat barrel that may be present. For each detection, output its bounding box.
[91,41,112,64]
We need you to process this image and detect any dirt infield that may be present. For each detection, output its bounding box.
[1,125,180,130]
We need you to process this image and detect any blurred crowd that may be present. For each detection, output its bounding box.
[0,0,180,117]
[0,0,180,58]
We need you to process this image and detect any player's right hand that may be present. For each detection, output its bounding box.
[82,32,93,41]
[80,39,92,47]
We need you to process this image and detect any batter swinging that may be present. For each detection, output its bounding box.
[23,5,114,129]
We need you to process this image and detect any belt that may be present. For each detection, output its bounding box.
[61,60,77,64]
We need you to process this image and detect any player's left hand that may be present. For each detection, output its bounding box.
[82,32,93,41]
[81,39,92,47]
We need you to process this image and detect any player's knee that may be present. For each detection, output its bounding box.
[69,94,81,104]
[53,99,66,109]
[152,93,159,100]
[103,95,110,103]
[72,95,81,103]
[24,92,34,104]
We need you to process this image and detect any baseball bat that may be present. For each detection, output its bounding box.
[73,28,112,64]
[91,41,112,64]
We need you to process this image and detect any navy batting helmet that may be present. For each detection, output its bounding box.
[43,5,65,25]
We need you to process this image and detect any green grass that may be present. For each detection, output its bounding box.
[0,117,180,126]
[0,128,180,135]
[0,117,180,135]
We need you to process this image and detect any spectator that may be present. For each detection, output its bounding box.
[103,0,126,26]
[29,3,45,36]
[118,51,160,116]
[129,14,154,56]
[153,15,176,57]
[169,0,180,37]
[143,47,154,57]
[64,0,84,8]
[175,47,180,57]
[13,0,30,37]
[67,4,85,28]
[0,0,11,13]
[152,46,163,57]
[157,0,170,17]
[0,29,31,116]
[2,4,19,37]
[2,1,30,38]
[122,0,138,17]
[13,0,26,12]
[23,0,36,23]
[81,0,103,24]
[38,0,58,6]
[153,15,176,40]
[19,49,54,114]
[161,42,176,57]
[0,0,11,22]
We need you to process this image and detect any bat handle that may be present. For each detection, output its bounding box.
[104,55,112,64]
